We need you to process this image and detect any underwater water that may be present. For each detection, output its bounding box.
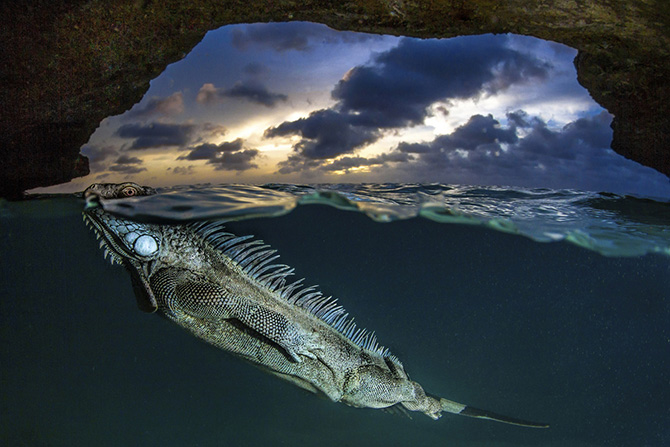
[1,183,669,446]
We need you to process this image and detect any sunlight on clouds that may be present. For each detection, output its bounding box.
[221,105,321,144]
[255,143,293,171]
[254,142,293,153]
[425,91,594,137]
[329,165,372,176]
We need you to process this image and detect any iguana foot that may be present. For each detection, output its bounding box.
[283,338,322,363]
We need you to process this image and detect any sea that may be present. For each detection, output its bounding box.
[1,183,668,447]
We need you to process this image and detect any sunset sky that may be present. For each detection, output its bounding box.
[35,22,670,198]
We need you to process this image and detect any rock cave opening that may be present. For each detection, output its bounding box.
[29,22,669,198]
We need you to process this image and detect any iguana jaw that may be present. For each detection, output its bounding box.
[83,205,161,265]
[83,208,134,265]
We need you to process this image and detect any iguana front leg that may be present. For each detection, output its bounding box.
[151,267,319,362]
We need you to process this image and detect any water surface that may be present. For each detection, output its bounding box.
[1,183,668,446]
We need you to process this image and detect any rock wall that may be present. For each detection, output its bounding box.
[1,0,668,198]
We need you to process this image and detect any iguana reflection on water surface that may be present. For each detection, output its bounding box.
[82,182,548,428]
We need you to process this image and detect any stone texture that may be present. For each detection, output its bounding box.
[1,0,668,198]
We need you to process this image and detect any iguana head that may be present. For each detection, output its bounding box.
[83,182,161,265]
[83,182,163,312]
[84,182,156,200]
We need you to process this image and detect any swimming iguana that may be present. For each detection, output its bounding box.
[83,182,548,428]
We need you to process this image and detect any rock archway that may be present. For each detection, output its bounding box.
[1,0,668,198]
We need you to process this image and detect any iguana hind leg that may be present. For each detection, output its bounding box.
[340,363,441,416]
[341,361,548,427]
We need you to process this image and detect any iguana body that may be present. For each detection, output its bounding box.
[83,182,547,427]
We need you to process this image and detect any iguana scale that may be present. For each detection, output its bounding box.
[82,182,548,428]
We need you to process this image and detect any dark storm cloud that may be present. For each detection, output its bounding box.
[506,109,533,128]
[266,109,380,160]
[368,113,526,176]
[276,153,326,175]
[308,111,669,195]
[177,143,220,161]
[116,123,195,149]
[223,82,288,107]
[231,22,378,53]
[177,138,259,172]
[178,139,245,161]
[267,35,551,170]
[369,111,612,176]
[332,35,551,128]
[196,81,287,107]
[217,139,246,152]
[114,154,143,164]
[207,149,260,171]
[125,92,184,119]
[107,153,146,174]
[424,114,518,152]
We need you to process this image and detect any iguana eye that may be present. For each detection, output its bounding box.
[134,235,158,256]
[123,231,159,257]
[121,186,138,197]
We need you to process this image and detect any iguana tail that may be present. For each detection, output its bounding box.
[440,398,549,428]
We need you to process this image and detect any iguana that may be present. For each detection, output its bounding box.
[82,182,548,428]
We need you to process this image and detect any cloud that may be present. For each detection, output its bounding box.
[114,154,143,164]
[196,83,219,105]
[414,111,622,190]
[201,123,227,138]
[230,22,378,53]
[208,149,260,171]
[416,114,519,153]
[116,122,195,149]
[126,92,184,119]
[177,143,220,161]
[80,144,118,171]
[275,153,328,175]
[196,81,287,107]
[331,35,550,127]
[177,138,259,171]
[318,111,598,178]
[222,82,288,107]
[177,139,245,161]
[302,110,669,196]
[266,34,551,170]
[265,109,380,163]
[106,153,147,174]
[168,165,196,175]
[80,144,147,175]
[107,165,147,174]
